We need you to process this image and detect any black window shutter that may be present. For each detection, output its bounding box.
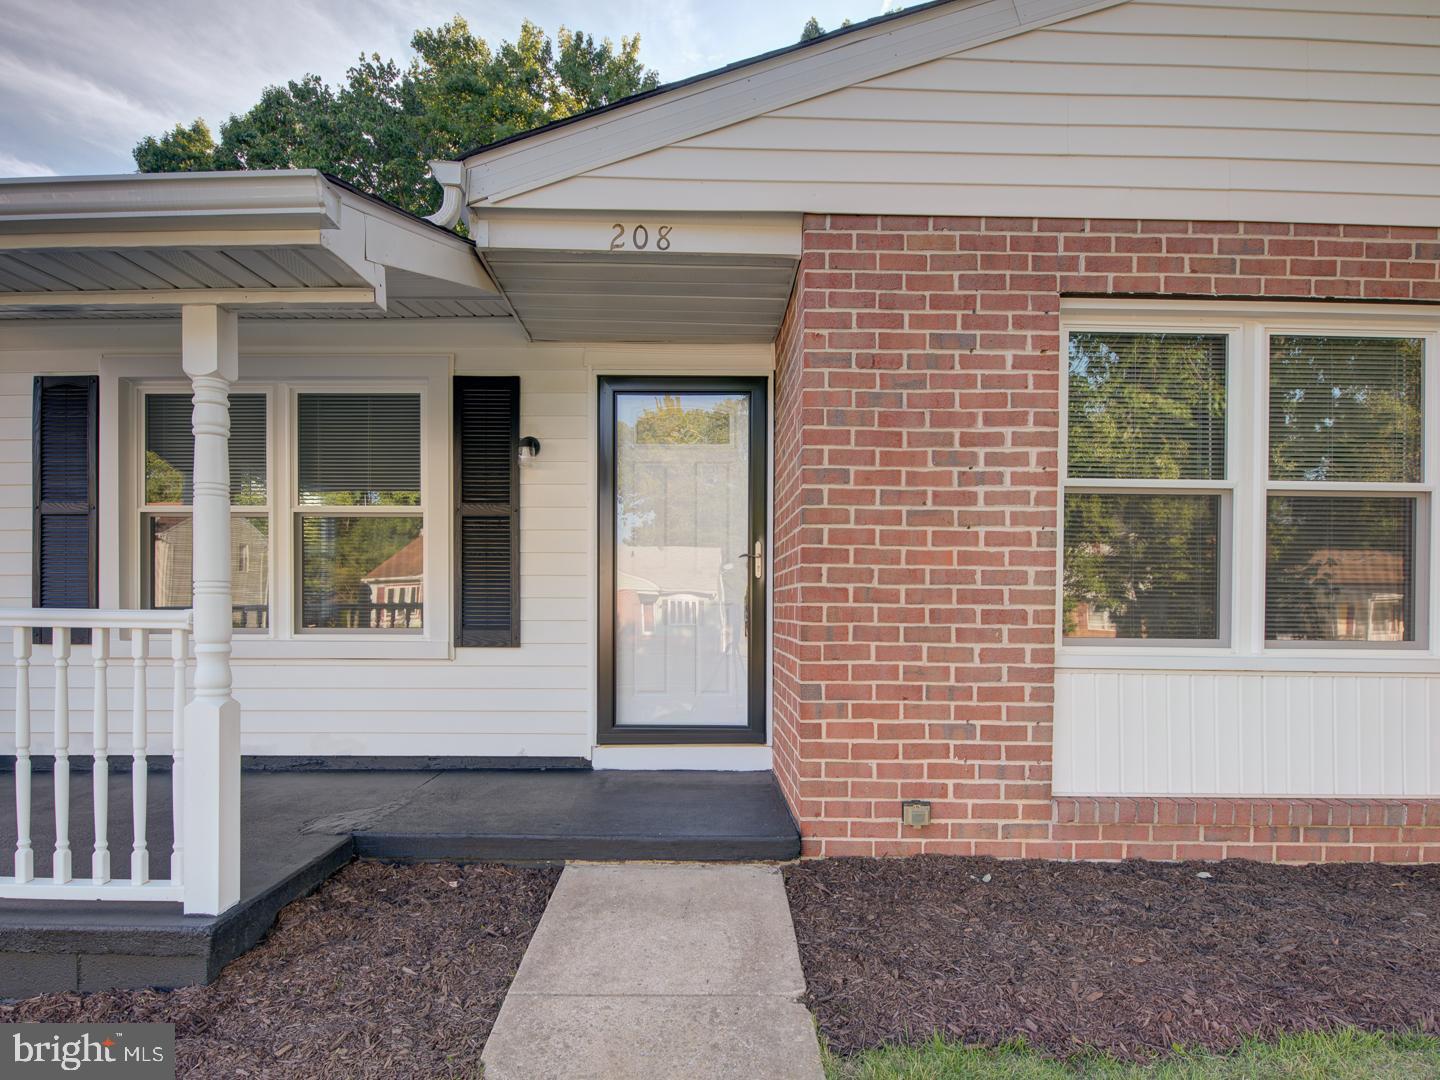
[455,377,519,646]
[33,376,98,645]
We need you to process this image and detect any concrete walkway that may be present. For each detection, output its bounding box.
[482,863,825,1080]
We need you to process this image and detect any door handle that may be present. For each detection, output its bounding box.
[737,539,763,580]
[738,539,762,642]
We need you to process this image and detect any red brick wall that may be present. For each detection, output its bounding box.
[771,215,1440,864]
[1054,799,1440,864]
[771,280,807,820]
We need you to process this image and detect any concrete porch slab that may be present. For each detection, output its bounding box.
[483,864,824,1080]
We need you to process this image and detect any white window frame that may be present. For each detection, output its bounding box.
[102,354,452,661]
[288,382,427,637]
[1060,322,1239,649]
[1058,301,1440,675]
[1259,323,1432,653]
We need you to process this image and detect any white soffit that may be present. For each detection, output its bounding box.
[0,171,506,320]
[473,209,800,343]
[461,0,1127,206]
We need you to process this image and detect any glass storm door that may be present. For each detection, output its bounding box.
[598,377,767,744]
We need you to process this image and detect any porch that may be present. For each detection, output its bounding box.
[0,166,802,999]
[0,764,798,996]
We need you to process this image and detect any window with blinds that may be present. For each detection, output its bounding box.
[146,393,267,505]
[1065,493,1220,641]
[1063,331,1229,642]
[1265,335,1426,646]
[1068,331,1227,480]
[142,392,269,627]
[295,392,423,631]
[1057,320,1439,654]
[1269,336,1423,484]
[297,393,420,506]
[1266,497,1414,643]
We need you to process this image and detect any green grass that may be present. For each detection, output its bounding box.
[823,1029,1440,1080]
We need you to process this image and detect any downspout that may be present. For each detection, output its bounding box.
[425,160,467,229]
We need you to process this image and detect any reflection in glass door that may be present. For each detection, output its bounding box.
[598,377,767,744]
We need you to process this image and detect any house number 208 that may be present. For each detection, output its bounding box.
[609,224,672,251]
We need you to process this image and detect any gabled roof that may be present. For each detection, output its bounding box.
[363,535,424,583]
[456,0,1440,227]
[458,0,1127,206]
[454,0,983,162]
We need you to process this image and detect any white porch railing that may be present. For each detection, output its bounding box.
[0,608,191,902]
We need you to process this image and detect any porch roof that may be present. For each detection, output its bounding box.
[0,170,509,321]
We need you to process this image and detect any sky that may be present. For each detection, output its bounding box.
[0,0,896,177]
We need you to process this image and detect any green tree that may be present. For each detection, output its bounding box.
[301,518,422,629]
[132,119,217,172]
[134,18,660,216]
[617,396,745,549]
[144,450,185,504]
[1064,492,1218,639]
[212,77,339,172]
[1067,332,1227,481]
[799,16,853,42]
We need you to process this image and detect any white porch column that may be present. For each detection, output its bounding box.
[180,304,241,915]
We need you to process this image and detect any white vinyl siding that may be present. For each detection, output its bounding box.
[0,320,770,760]
[1056,669,1439,797]
[494,0,1440,225]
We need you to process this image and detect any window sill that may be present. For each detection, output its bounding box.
[1056,649,1440,676]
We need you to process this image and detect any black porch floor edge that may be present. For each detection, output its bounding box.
[0,767,799,997]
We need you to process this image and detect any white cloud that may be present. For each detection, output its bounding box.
[0,0,879,176]
[0,152,57,178]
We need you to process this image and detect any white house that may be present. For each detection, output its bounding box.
[1,0,1438,933]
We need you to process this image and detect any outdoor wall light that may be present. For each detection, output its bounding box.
[518,436,542,466]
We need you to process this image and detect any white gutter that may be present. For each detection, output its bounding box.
[0,170,342,234]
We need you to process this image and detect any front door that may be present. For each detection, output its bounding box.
[598,376,767,744]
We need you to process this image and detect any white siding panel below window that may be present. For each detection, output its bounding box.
[1056,669,1440,797]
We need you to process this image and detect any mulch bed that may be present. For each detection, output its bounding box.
[785,856,1440,1059]
[2,860,559,1078]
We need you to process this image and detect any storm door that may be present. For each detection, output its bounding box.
[598,377,767,744]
